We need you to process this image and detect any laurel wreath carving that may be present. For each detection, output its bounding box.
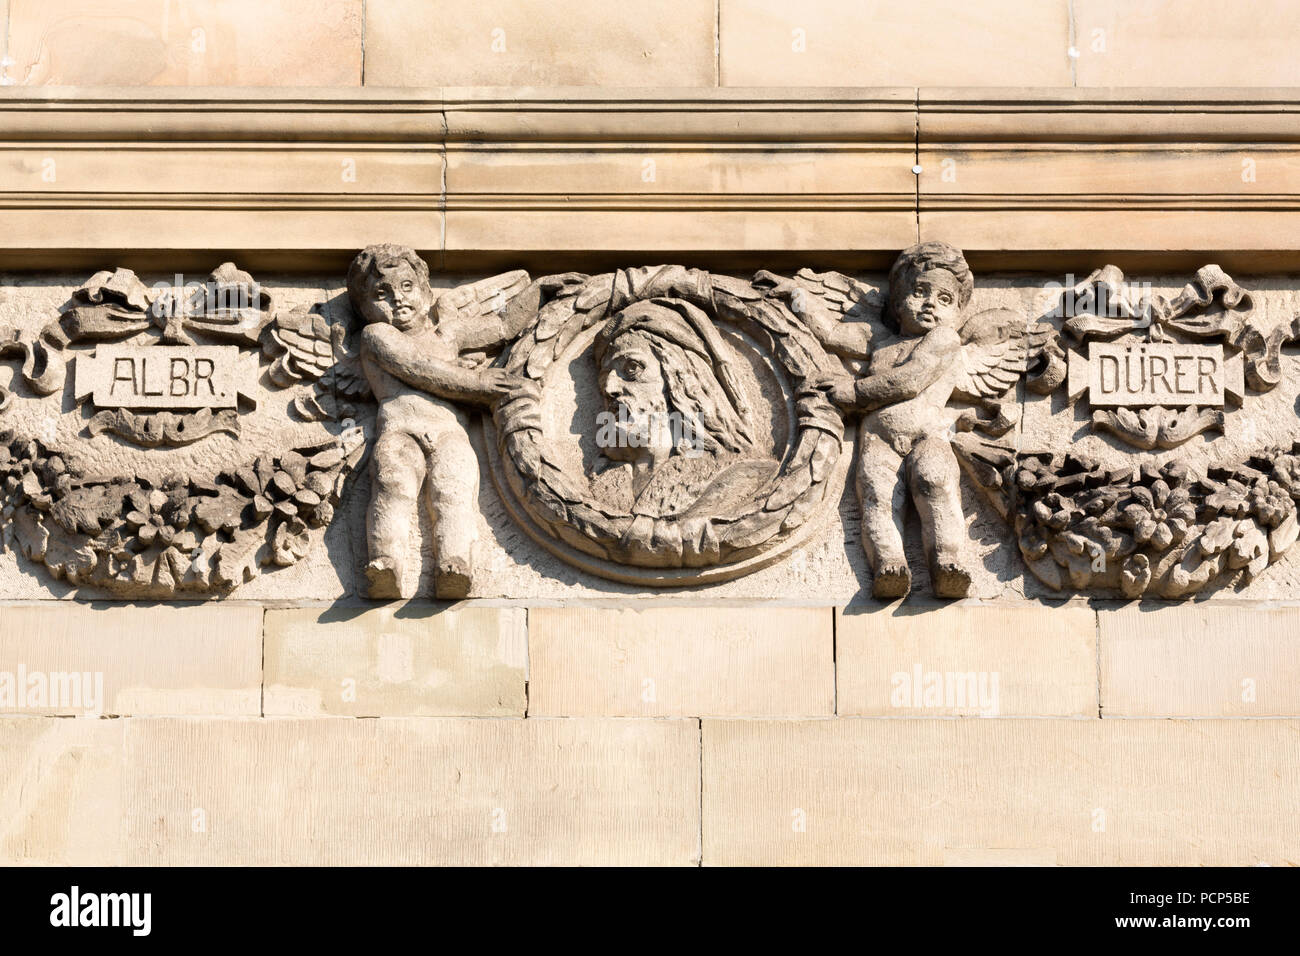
[488,271,846,572]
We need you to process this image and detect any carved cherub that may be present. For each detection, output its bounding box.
[339,245,552,599]
[759,241,1061,599]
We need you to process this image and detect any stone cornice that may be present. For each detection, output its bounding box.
[0,87,1298,271]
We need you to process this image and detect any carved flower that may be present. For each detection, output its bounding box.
[1,437,46,498]
[1122,479,1195,550]
[1076,516,1134,558]
[1031,492,1079,532]
[1198,516,1239,557]
[124,487,189,547]
[1079,489,1118,519]
[1204,478,1252,518]
[1228,523,1270,578]
[1248,478,1294,529]
[1120,553,1151,598]
[1018,525,1049,560]
[271,517,311,567]
[233,452,312,522]
[1014,457,1054,493]
[1272,454,1300,498]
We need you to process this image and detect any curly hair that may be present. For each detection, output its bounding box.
[346,244,431,320]
[885,241,973,330]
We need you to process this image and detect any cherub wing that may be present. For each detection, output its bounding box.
[435,270,534,363]
[954,308,1066,400]
[952,308,1029,402]
[753,268,889,360]
[950,309,1067,436]
[788,268,884,322]
[263,294,369,421]
[437,270,531,323]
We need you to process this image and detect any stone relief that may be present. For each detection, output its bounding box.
[486,264,845,586]
[758,242,1064,598]
[3,243,1300,601]
[960,264,1300,598]
[0,264,365,596]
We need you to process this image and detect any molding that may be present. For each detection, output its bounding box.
[0,87,1299,270]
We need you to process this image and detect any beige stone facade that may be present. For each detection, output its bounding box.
[2,2,1300,868]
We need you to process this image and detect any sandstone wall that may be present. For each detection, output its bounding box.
[1,2,1298,867]
[2,0,1298,89]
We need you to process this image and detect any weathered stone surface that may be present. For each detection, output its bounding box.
[719,0,1072,87]
[0,718,124,865]
[1010,272,1300,600]
[5,257,1300,603]
[125,717,700,865]
[836,605,1097,717]
[703,718,1300,865]
[1100,606,1300,716]
[782,243,1061,600]
[0,604,260,715]
[264,605,526,716]
[365,0,716,86]
[1075,0,1300,87]
[6,0,363,86]
[529,606,833,716]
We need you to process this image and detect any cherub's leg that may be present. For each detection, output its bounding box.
[422,427,480,600]
[906,436,971,598]
[856,426,911,599]
[366,429,427,599]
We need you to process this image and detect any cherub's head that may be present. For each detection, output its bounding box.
[347,244,434,332]
[886,241,973,337]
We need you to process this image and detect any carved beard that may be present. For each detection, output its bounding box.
[605,392,673,462]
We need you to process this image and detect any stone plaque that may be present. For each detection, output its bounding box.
[74,345,258,410]
[1068,342,1243,407]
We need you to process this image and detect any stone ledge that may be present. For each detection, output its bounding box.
[1100,606,1300,717]
[4,87,1300,267]
[0,605,261,716]
[836,606,1098,717]
[124,716,700,865]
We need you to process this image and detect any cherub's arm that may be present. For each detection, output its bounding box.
[802,306,874,360]
[839,327,960,412]
[361,324,520,406]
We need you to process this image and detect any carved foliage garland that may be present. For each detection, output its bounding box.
[0,262,368,596]
[959,439,1300,598]
[0,428,365,595]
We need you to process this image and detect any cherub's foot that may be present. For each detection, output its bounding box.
[872,563,912,600]
[434,556,472,600]
[932,562,972,599]
[365,558,403,600]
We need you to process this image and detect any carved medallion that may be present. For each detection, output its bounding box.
[486,265,848,585]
